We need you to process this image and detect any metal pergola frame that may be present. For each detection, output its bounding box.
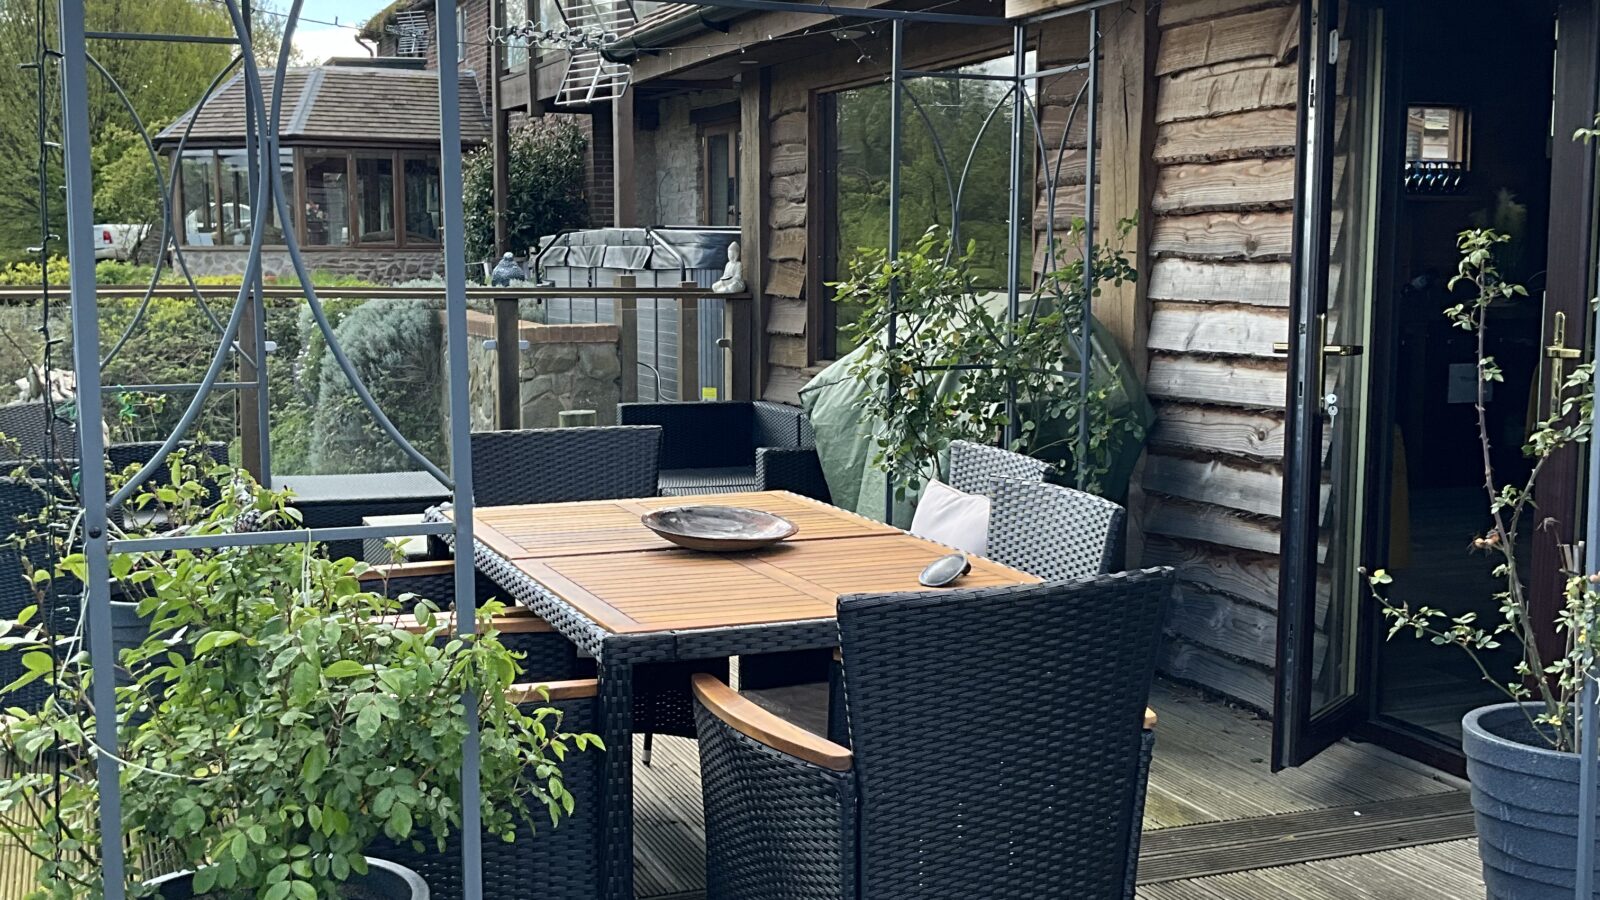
[50,0,480,897]
[680,0,1114,516]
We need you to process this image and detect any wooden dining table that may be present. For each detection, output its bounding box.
[448,491,1040,900]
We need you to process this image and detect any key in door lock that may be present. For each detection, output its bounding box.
[1322,393,1340,418]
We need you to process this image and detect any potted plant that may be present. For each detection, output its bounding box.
[1368,228,1598,899]
[0,470,599,899]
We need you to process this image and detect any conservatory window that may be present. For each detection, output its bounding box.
[355,155,397,244]
[303,153,350,247]
[404,156,443,244]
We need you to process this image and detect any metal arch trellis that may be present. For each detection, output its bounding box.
[681,0,1117,517]
[49,0,483,898]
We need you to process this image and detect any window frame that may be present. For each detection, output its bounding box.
[700,120,741,227]
[171,146,446,251]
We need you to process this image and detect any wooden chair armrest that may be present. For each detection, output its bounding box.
[360,560,554,634]
[506,679,598,704]
[357,559,456,581]
[691,674,853,772]
[381,608,555,635]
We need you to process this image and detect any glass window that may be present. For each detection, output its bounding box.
[1406,106,1469,163]
[215,149,294,245]
[456,3,469,66]
[823,53,1035,356]
[703,126,739,226]
[178,151,218,246]
[404,156,442,244]
[303,154,350,246]
[506,0,529,70]
[355,155,397,244]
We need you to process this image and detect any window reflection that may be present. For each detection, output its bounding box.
[356,155,396,243]
[303,154,350,247]
[404,157,442,243]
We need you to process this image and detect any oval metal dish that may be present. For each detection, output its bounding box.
[641,506,799,552]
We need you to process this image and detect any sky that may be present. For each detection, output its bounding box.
[289,0,395,64]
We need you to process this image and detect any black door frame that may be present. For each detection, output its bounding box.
[1279,0,1600,774]
[1274,0,1366,771]
[1350,0,1600,774]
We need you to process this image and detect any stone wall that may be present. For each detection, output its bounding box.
[457,310,623,431]
[634,90,739,227]
[182,248,447,284]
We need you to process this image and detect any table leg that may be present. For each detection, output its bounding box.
[599,657,635,900]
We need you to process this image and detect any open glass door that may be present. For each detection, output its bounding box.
[1274,0,1388,769]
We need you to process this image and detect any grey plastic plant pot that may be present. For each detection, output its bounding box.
[1463,702,1600,899]
[143,856,430,899]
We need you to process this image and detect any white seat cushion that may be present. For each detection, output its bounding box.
[909,478,991,556]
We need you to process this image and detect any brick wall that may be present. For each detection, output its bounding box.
[425,0,493,108]
[585,112,615,227]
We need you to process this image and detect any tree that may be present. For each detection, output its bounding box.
[463,116,590,268]
[0,0,291,262]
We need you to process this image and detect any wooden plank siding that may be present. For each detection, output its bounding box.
[1134,0,1305,710]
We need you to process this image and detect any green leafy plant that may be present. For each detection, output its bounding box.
[0,463,599,898]
[463,117,589,266]
[1368,229,1597,751]
[834,221,1144,498]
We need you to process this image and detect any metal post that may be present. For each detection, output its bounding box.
[57,0,125,894]
[1003,23,1025,449]
[435,5,483,898]
[883,18,904,520]
[1077,9,1100,488]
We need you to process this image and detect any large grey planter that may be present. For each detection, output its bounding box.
[145,856,429,898]
[1463,702,1600,898]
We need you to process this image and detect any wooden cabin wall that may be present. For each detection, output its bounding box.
[754,24,1016,404]
[1134,0,1303,712]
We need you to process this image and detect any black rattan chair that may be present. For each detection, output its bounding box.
[0,475,77,712]
[369,678,603,900]
[0,402,77,462]
[693,569,1174,900]
[470,425,662,507]
[945,438,1050,495]
[617,401,829,501]
[985,477,1127,579]
[364,559,602,900]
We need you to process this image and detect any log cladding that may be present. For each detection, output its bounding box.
[1135,0,1303,711]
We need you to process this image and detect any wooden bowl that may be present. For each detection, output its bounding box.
[641,506,799,552]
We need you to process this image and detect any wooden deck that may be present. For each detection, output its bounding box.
[0,680,1482,898]
[632,678,1483,899]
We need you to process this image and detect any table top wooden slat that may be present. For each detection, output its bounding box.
[508,530,1040,634]
[460,491,900,561]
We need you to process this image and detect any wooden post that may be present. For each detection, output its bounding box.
[236,289,264,482]
[617,274,639,401]
[1099,0,1156,378]
[737,69,770,401]
[612,91,637,227]
[493,295,521,429]
[678,281,701,401]
[490,0,510,255]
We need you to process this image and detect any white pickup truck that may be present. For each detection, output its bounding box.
[93,223,151,260]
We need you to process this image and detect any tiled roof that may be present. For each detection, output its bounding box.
[155,65,490,147]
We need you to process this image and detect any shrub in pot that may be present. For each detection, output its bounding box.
[1368,229,1599,898]
[0,469,599,899]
